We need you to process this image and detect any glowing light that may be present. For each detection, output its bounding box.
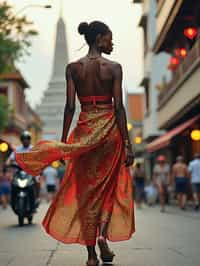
[0,142,8,152]
[179,48,187,57]
[191,130,200,141]
[168,56,180,71]
[134,136,142,144]
[170,56,180,66]
[175,48,187,58]
[127,123,133,131]
[52,161,60,168]
[184,27,198,40]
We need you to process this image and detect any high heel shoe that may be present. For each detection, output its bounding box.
[97,236,115,263]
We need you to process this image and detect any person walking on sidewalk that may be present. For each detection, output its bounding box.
[0,166,11,209]
[42,165,58,202]
[188,153,200,211]
[15,21,135,266]
[153,155,170,212]
[133,162,146,209]
[171,156,190,210]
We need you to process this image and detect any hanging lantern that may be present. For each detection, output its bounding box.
[184,27,198,40]
[170,56,180,66]
[127,123,133,131]
[179,48,187,57]
[0,142,9,152]
[191,129,200,141]
[134,136,142,144]
[175,48,187,58]
[168,56,180,71]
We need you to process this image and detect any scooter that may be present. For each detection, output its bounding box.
[10,164,39,226]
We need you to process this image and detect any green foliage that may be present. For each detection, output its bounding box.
[0,95,9,131]
[0,1,38,73]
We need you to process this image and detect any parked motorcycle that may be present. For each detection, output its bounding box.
[10,164,39,226]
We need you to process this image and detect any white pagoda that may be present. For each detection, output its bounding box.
[37,13,80,140]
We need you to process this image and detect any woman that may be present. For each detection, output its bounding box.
[153,155,170,212]
[16,21,135,266]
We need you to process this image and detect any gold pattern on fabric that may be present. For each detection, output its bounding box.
[16,105,135,245]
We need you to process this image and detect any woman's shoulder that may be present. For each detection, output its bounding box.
[66,58,82,67]
[101,57,121,67]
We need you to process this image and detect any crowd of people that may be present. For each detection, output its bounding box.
[0,131,200,213]
[132,153,200,212]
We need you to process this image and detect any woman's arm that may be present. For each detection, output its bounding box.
[61,64,76,143]
[112,63,134,166]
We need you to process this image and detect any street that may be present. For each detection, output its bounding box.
[0,203,200,266]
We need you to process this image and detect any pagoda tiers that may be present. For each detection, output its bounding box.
[37,15,80,140]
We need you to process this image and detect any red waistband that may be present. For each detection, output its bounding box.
[79,95,112,105]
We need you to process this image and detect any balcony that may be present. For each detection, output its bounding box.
[157,38,200,128]
[154,0,183,53]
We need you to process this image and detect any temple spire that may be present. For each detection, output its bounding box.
[59,0,64,18]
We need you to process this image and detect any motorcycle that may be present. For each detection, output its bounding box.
[10,164,39,226]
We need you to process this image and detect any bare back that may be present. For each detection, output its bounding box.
[172,162,189,177]
[70,56,117,98]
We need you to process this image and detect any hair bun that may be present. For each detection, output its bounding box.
[78,22,89,35]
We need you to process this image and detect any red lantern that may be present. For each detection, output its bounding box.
[184,27,198,40]
[179,48,187,57]
[170,56,180,66]
[168,56,180,71]
[175,48,187,58]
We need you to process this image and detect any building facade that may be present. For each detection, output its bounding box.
[146,0,200,164]
[133,0,171,177]
[0,69,42,162]
[127,93,144,158]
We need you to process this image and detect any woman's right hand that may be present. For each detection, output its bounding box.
[124,146,135,167]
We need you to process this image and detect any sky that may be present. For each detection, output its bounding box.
[8,0,143,107]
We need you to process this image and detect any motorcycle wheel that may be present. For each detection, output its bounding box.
[18,215,24,227]
[28,215,33,224]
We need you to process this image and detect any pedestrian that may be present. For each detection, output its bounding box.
[144,182,158,206]
[188,153,200,211]
[42,165,58,202]
[15,21,135,266]
[171,156,190,210]
[153,155,170,212]
[0,166,11,209]
[57,161,66,186]
[133,162,146,209]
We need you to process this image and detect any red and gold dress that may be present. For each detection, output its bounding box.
[15,96,135,246]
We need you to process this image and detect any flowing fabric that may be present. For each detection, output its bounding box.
[15,101,135,245]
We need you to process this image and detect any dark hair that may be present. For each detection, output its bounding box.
[78,21,110,45]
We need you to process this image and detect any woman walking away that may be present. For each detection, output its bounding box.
[15,21,135,266]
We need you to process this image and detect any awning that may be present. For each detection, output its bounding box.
[147,115,200,153]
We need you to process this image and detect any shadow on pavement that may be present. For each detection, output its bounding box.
[3,223,39,230]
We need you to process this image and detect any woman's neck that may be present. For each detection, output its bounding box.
[87,46,101,58]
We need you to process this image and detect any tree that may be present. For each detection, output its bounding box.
[0,1,37,74]
[0,95,9,131]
